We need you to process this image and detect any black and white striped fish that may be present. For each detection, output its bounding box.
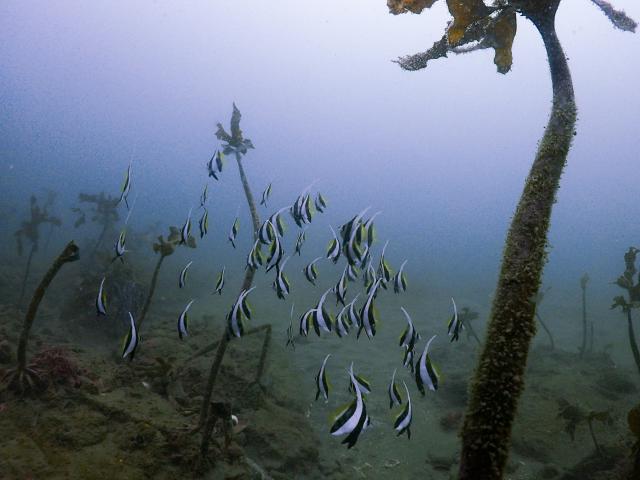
[330,364,369,449]
[226,287,256,339]
[273,256,291,300]
[122,312,139,360]
[346,263,359,282]
[246,239,264,270]
[215,150,225,173]
[388,368,402,409]
[315,353,331,402]
[200,184,209,207]
[178,299,195,340]
[178,261,193,289]
[96,277,107,316]
[447,297,462,342]
[327,226,341,263]
[403,345,415,373]
[299,308,315,337]
[335,304,351,337]
[114,230,127,263]
[303,257,322,285]
[415,335,440,395]
[268,206,289,237]
[348,367,372,395]
[393,381,412,439]
[393,260,408,294]
[228,217,239,248]
[207,150,220,180]
[377,240,393,288]
[399,307,421,350]
[362,211,381,248]
[213,266,225,295]
[363,262,376,292]
[333,267,348,306]
[311,289,333,336]
[294,230,306,256]
[345,295,361,328]
[180,209,192,245]
[315,192,327,213]
[358,279,381,339]
[198,208,209,238]
[342,207,369,266]
[260,182,272,207]
[265,234,284,273]
[258,219,276,245]
[118,163,132,209]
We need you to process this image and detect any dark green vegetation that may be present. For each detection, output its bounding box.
[387,0,636,478]
[612,247,640,375]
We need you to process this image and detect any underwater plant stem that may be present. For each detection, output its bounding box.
[16,241,79,373]
[458,4,577,479]
[627,310,640,375]
[536,312,555,350]
[17,244,36,307]
[138,254,165,331]
[587,418,603,457]
[91,222,109,257]
[581,283,588,358]
[199,155,261,434]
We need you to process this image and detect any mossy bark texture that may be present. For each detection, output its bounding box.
[458,3,576,478]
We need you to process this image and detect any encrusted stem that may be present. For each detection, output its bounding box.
[459,3,577,477]
[14,242,79,383]
[627,310,640,374]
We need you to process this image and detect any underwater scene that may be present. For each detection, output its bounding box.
[1,1,639,479]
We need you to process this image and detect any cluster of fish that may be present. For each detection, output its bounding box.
[97,153,232,360]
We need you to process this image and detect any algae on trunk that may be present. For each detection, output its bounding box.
[459,6,577,478]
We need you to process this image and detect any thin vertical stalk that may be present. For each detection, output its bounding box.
[627,310,640,374]
[138,254,165,331]
[18,244,36,307]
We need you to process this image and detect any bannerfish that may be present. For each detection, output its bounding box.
[228,217,239,248]
[178,299,195,340]
[447,297,463,342]
[178,261,193,289]
[415,335,440,395]
[118,163,132,209]
[315,353,331,402]
[388,368,402,409]
[393,260,408,294]
[303,257,322,285]
[330,363,369,449]
[393,381,412,439]
[213,266,225,295]
[122,312,139,360]
[260,182,272,207]
[96,277,107,316]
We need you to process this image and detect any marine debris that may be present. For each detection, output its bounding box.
[2,241,79,394]
[387,1,636,478]
[15,194,62,306]
[611,246,640,375]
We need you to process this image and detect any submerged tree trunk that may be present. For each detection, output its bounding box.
[18,244,36,307]
[199,155,261,429]
[138,254,166,331]
[459,4,577,478]
[627,310,640,374]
